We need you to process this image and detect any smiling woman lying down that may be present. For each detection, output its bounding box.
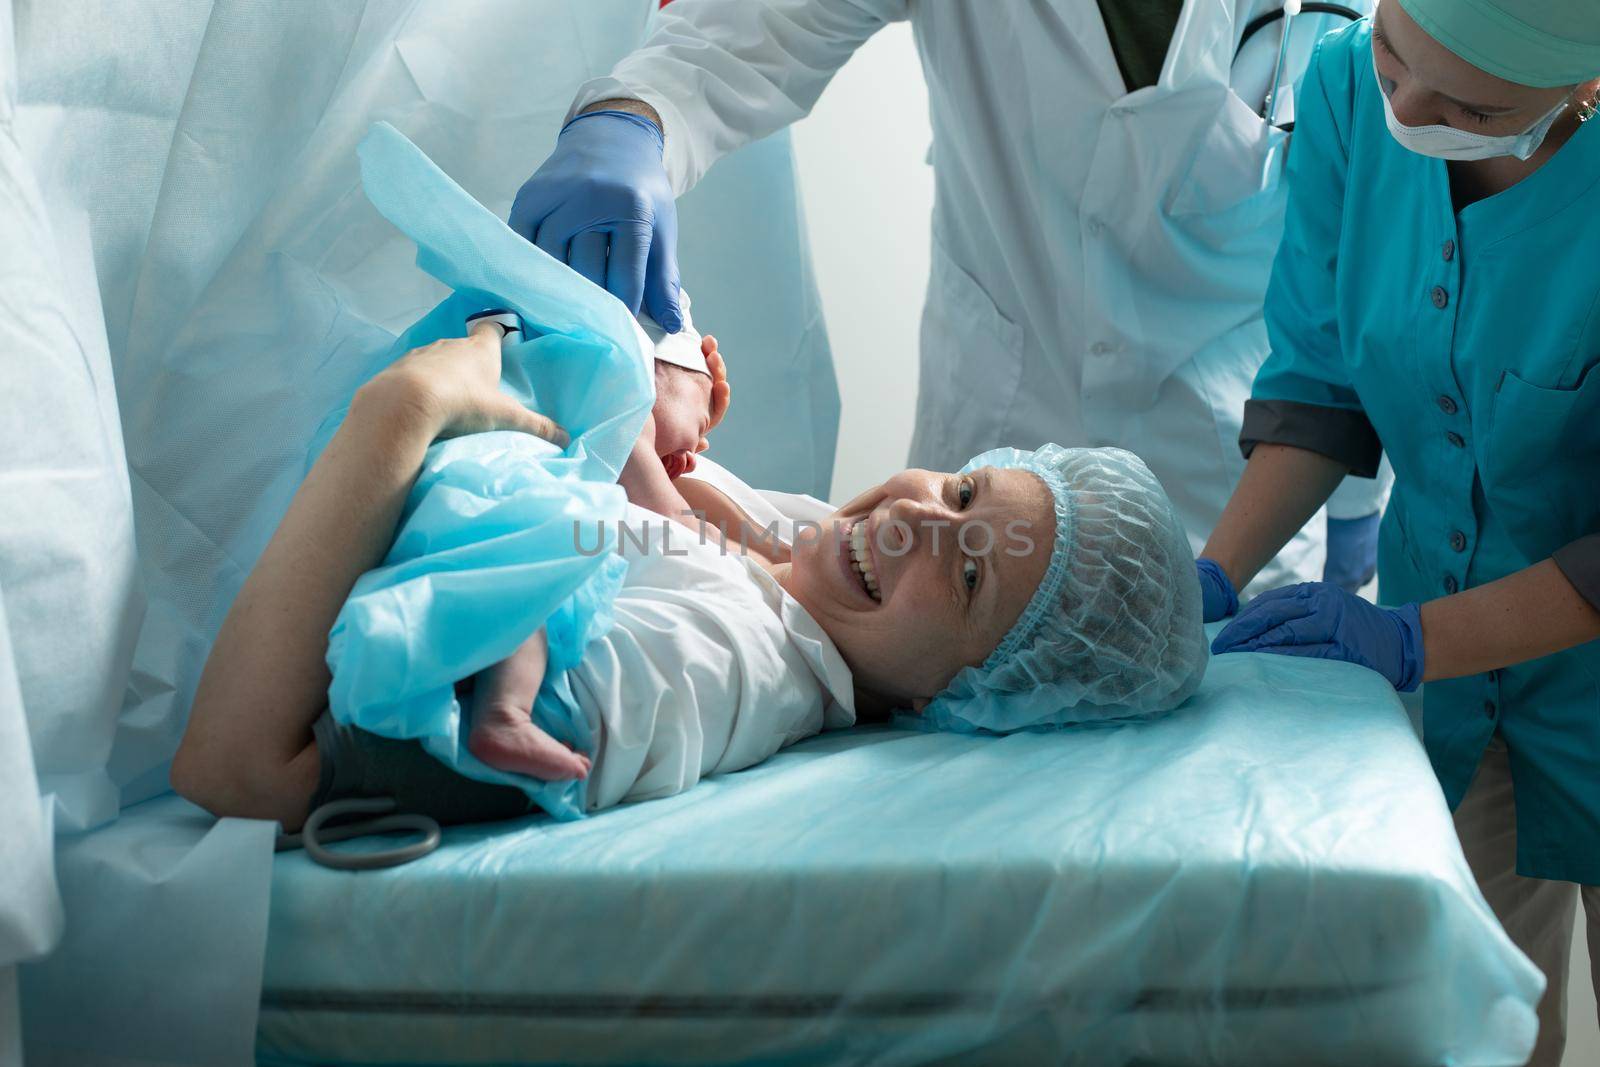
[170,320,1206,836]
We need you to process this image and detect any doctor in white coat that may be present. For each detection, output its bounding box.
[512,0,1384,592]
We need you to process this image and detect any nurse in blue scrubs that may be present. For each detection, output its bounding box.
[1191,2,1600,1059]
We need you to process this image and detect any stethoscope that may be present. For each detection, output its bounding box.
[1238,0,1365,129]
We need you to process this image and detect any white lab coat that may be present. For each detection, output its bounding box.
[576,0,1385,590]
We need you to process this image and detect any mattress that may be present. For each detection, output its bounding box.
[257,652,1540,1067]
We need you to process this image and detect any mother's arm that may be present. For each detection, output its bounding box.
[172,324,566,827]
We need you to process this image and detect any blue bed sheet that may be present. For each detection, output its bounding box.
[258,651,1540,1067]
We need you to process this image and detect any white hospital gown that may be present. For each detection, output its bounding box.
[571,499,855,811]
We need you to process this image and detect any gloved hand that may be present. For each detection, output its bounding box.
[1324,511,1381,592]
[1211,582,1424,692]
[510,110,683,331]
[1196,557,1239,622]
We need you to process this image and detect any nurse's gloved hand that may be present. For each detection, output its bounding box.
[510,110,683,331]
[1211,582,1424,692]
[1196,558,1239,622]
[1324,511,1381,592]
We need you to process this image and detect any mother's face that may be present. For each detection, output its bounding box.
[779,466,1055,708]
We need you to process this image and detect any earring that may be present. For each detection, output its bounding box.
[1579,86,1600,122]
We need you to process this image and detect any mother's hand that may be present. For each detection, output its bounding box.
[365,319,569,446]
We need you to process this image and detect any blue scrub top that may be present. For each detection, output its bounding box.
[1248,21,1600,883]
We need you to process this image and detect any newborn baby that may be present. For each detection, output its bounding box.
[645,292,730,481]
[464,303,731,783]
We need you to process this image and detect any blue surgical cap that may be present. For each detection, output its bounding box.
[918,445,1208,735]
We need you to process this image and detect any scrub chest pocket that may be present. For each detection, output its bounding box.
[1482,360,1600,563]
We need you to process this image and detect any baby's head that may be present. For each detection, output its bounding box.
[641,291,715,479]
[779,445,1206,731]
[653,360,711,480]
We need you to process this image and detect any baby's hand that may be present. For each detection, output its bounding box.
[661,451,693,480]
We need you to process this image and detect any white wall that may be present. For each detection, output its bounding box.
[791,22,931,505]
[788,19,1600,1067]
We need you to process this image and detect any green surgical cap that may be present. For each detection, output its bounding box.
[1397,0,1600,88]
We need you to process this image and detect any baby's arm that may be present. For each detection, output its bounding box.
[619,411,695,520]
[677,477,790,565]
[466,628,591,781]
[619,417,786,566]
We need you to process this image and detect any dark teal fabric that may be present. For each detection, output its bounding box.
[1095,0,1184,90]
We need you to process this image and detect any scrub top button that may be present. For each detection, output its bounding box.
[1431,286,1450,309]
[1437,395,1458,415]
[1086,218,1105,236]
[1450,530,1467,552]
[1442,240,1456,261]
[1091,341,1113,356]
[1446,431,1465,448]
[1444,575,1459,594]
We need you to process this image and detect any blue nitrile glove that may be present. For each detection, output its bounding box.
[510,110,683,331]
[1196,557,1239,622]
[1324,511,1381,592]
[1211,582,1424,692]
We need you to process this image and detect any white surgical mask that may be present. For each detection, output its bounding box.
[1373,48,1572,161]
